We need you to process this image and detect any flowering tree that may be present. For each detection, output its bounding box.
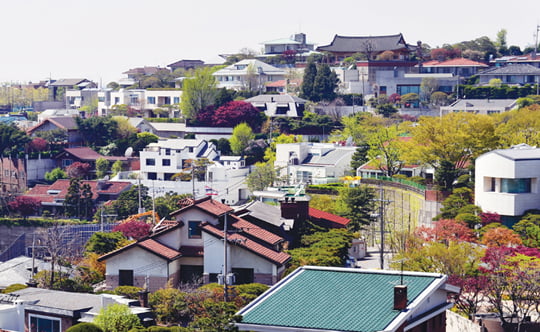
[28,137,48,152]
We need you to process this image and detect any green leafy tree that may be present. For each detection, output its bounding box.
[188,299,240,332]
[435,187,474,220]
[111,185,151,219]
[350,145,369,173]
[45,167,67,183]
[94,303,142,332]
[246,162,277,192]
[340,186,376,232]
[513,213,540,248]
[131,132,159,155]
[375,103,398,117]
[95,158,110,179]
[229,123,254,155]
[85,232,127,255]
[264,134,302,163]
[66,323,103,332]
[180,67,218,121]
[111,160,123,177]
[0,123,30,156]
[76,116,119,148]
[367,126,406,177]
[154,192,192,219]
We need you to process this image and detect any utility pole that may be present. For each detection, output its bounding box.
[222,199,229,302]
[372,184,392,269]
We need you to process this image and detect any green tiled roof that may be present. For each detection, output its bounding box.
[239,267,442,332]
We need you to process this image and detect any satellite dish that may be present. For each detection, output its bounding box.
[124,146,134,158]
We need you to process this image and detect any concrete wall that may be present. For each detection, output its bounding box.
[26,157,55,182]
[446,310,481,332]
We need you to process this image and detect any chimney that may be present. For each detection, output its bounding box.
[138,289,149,307]
[393,285,408,310]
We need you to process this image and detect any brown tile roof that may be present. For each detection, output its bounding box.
[27,116,78,134]
[230,215,283,246]
[201,223,290,266]
[169,196,233,217]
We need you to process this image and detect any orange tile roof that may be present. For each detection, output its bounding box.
[230,215,283,246]
[201,223,290,266]
[170,196,233,217]
[309,207,350,227]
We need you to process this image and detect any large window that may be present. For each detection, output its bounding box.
[162,159,171,166]
[145,158,156,166]
[501,178,531,193]
[30,314,61,332]
[147,96,156,104]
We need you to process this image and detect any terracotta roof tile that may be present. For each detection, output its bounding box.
[201,224,290,266]
[170,196,233,217]
[24,179,131,204]
[138,239,181,260]
[309,207,350,227]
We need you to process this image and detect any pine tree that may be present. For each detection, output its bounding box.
[300,60,317,100]
[313,64,338,102]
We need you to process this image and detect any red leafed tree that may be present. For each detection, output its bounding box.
[479,212,502,226]
[113,220,152,240]
[415,219,476,243]
[211,101,263,130]
[481,227,522,247]
[28,137,48,152]
[448,274,489,320]
[66,162,91,178]
[8,196,40,219]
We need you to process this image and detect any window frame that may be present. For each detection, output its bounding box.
[29,313,61,332]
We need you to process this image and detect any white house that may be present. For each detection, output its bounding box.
[96,88,182,117]
[99,197,291,291]
[274,142,357,184]
[213,59,286,91]
[475,144,540,221]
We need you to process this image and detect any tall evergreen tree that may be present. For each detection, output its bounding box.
[300,60,317,100]
[312,64,338,102]
[64,178,81,217]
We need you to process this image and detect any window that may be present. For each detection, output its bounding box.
[145,158,156,166]
[173,97,180,104]
[147,96,156,104]
[62,159,73,167]
[188,221,201,238]
[147,172,157,180]
[119,269,134,286]
[29,315,60,332]
[501,178,531,193]
[114,97,120,104]
[162,159,171,166]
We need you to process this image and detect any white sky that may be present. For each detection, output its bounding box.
[1,0,539,85]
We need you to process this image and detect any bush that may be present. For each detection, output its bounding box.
[114,286,143,300]
[409,176,426,185]
[66,323,104,332]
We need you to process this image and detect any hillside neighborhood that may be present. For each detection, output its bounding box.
[1,28,540,332]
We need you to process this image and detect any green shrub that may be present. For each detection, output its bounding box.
[392,174,407,180]
[2,283,28,294]
[409,176,426,185]
[114,286,143,300]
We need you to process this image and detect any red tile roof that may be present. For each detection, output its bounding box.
[309,207,350,227]
[201,223,290,266]
[230,215,283,246]
[170,196,233,217]
[138,239,181,260]
[420,58,488,67]
[25,179,132,204]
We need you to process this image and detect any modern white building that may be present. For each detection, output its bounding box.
[475,144,540,222]
[213,59,286,91]
[96,88,182,117]
[274,142,357,185]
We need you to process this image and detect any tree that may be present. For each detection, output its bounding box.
[435,187,474,220]
[66,161,91,179]
[131,131,159,154]
[430,91,449,106]
[495,105,540,148]
[230,123,254,155]
[95,158,109,179]
[188,299,240,332]
[149,287,189,326]
[66,323,103,332]
[420,77,439,103]
[350,145,369,173]
[367,126,406,177]
[76,116,119,148]
[154,192,192,219]
[110,185,151,219]
[8,196,40,219]
[85,232,128,255]
[209,101,264,130]
[415,219,476,243]
[513,213,540,248]
[45,167,67,183]
[0,123,30,156]
[408,112,499,189]
[40,224,79,289]
[300,60,317,101]
[312,64,338,102]
[28,137,48,152]
[264,134,303,163]
[375,103,398,117]
[94,303,142,332]
[341,186,375,232]
[481,227,523,247]
[447,274,489,320]
[246,162,277,192]
[111,160,123,178]
[180,67,218,120]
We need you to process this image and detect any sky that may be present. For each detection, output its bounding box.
[1,0,539,85]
